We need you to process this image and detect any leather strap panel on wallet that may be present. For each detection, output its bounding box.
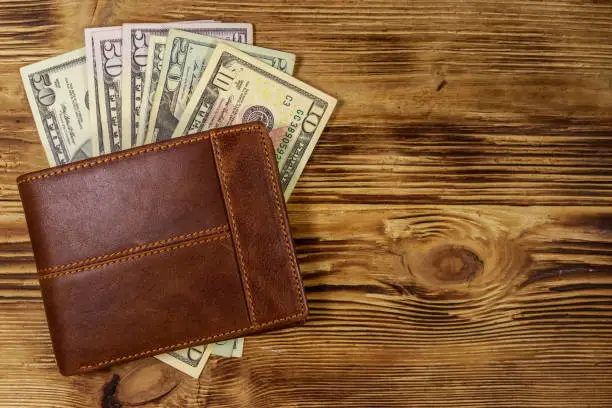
[17,122,308,375]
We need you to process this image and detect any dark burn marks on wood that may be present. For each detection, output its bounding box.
[0,1,55,28]
[2,0,612,405]
[294,206,612,328]
[520,264,612,288]
[101,374,121,408]
[306,283,392,296]
[562,213,612,234]
[0,0,57,53]
[291,117,612,205]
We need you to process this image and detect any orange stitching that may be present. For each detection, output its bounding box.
[210,129,257,324]
[257,129,305,314]
[39,233,230,280]
[17,135,209,185]
[23,123,306,372]
[38,225,228,274]
[78,312,304,370]
[16,124,261,185]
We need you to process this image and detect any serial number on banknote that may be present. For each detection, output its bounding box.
[276,108,304,161]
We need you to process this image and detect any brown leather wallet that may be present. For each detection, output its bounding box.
[17,122,308,376]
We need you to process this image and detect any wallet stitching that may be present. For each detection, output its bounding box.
[79,312,303,370]
[210,129,257,324]
[257,128,305,315]
[37,225,229,274]
[38,233,230,280]
[78,124,308,372]
[22,123,307,372]
[16,129,231,185]
[17,124,262,185]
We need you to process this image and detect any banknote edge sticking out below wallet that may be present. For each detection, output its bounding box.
[17,122,308,375]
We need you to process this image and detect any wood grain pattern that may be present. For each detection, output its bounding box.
[1,0,612,406]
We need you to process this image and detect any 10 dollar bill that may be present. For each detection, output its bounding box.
[172,43,336,198]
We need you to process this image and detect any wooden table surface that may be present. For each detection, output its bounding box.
[1,0,612,407]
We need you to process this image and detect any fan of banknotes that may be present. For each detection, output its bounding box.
[19,20,337,378]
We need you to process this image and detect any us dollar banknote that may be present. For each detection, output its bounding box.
[212,338,244,358]
[85,27,121,156]
[20,48,92,165]
[146,29,296,143]
[230,338,244,357]
[155,343,213,378]
[154,338,243,378]
[92,28,123,152]
[121,22,253,149]
[135,35,166,146]
[172,43,337,198]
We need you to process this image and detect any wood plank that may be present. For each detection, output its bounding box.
[0,0,611,405]
[4,121,612,205]
[1,205,612,406]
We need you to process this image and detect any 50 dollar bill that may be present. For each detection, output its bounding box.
[135,35,166,146]
[91,27,124,153]
[146,29,295,143]
[85,26,122,156]
[121,21,253,149]
[20,48,92,165]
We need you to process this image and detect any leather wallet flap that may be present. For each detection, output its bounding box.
[17,123,308,375]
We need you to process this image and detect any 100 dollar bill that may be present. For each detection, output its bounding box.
[135,35,166,146]
[146,29,295,143]
[121,21,253,149]
[172,43,336,198]
[20,48,92,165]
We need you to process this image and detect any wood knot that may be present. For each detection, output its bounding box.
[114,359,180,406]
[427,245,483,284]
[403,244,484,293]
[385,209,529,302]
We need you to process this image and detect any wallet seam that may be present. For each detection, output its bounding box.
[80,124,307,373]
[210,129,258,324]
[37,225,229,275]
[79,311,304,370]
[16,133,211,185]
[20,123,307,373]
[17,124,262,185]
[39,232,231,280]
[256,127,306,317]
